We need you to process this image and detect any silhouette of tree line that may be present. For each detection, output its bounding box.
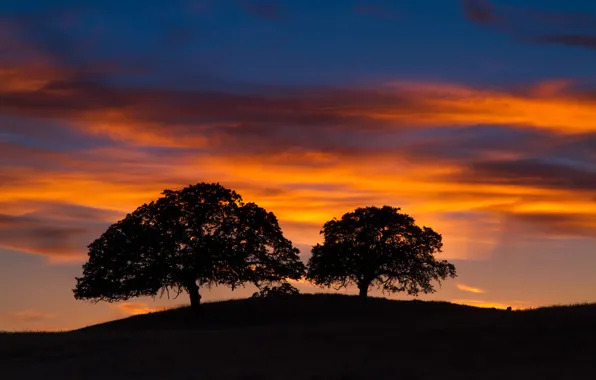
[74,183,456,308]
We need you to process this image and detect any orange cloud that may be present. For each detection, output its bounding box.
[2,17,596,263]
[116,302,165,316]
[1,135,595,262]
[2,32,596,148]
[456,284,486,294]
[0,64,59,92]
[371,81,596,134]
[3,78,596,146]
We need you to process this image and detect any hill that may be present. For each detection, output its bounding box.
[79,293,488,332]
[2,294,596,379]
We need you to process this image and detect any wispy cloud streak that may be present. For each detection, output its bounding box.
[457,284,486,294]
[462,0,596,50]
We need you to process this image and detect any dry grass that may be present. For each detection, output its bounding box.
[1,294,595,379]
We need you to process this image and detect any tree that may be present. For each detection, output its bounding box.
[234,202,306,292]
[306,206,456,298]
[251,282,300,298]
[73,183,305,308]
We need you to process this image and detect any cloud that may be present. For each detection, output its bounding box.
[1,2,596,264]
[4,32,596,151]
[10,310,56,322]
[457,158,596,192]
[4,122,596,263]
[116,302,165,315]
[505,212,596,240]
[2,15,596,147]
[456,284,486,294]
[3,70,596,150]
[3,19,596,147]
[462,0,596,51]
[0,201,122,261]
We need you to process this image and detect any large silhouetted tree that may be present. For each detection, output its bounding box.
[73,183,305,308]
[306,206,456,298]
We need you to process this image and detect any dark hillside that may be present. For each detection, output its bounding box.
[78,294,495,332]
[3,295,596,379]
[79,294,596,333]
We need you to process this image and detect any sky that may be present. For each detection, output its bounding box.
[1,0,596,331]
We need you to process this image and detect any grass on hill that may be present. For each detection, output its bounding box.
[2,294,596,379]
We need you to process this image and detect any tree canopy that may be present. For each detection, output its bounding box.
[73,183,305,307]
[306,206,456,298]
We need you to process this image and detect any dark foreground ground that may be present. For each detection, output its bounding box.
[1,294,595,379]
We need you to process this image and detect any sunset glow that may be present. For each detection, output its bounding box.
[1,0,596,331]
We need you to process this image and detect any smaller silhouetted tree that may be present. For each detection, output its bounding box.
[251,282,300,298]
[306,206,456,298]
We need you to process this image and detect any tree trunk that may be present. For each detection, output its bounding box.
[358,284,368,298]
[186,282,201,308]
